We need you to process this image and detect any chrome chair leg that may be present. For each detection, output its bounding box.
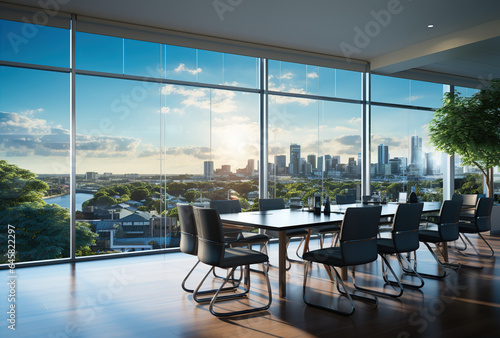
[303,262,360,316]
[457,233,495,258]
[209,263,272,317]
[391,253,425,289]
[183,260,240,294]
[409,243,453,279]
[193,267,248,303]
[352,256,403,298]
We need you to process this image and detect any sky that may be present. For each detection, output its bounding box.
[0,18,450,176]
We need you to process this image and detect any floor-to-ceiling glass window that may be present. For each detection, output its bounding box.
[371,75,444,202]
[0,19,74,262]
[267,60,362,206]
[452,86,484,195]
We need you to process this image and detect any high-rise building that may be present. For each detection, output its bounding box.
[330,155,340,171]
[85,172,98,180]
[410,135,423,175]
[307,154,316,170]
[246,159,255,174]
[317,156,323,173]
[274,155,286,175]
[325,154,332,173]
[378,144,389,175]
[204,161,214,180]
[410,135,422,165]
[425,152,434,175]
[289,144,301,174]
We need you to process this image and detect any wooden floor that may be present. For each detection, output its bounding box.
[1,234,500,338]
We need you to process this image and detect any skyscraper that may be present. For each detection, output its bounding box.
[290,144,301,174]
[307,154,316,170]
[410,135,423,175]
[204,161,214,180]
[378,144,389,175]
[325,154,333,173]
[410,135,422,165]
[274,155,286,175]
[246,159,255,174]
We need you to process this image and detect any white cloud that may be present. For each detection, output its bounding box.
[279,72,294,80]
[307,72,318,79]
[348,117,362,124]
[0,111,145,159]
[174,63,202,75]
[158,107,171,114]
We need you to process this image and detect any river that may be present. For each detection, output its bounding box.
[45,193,94,211]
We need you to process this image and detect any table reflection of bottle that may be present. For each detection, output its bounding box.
[314,194,321,215]
[324,195,331,215]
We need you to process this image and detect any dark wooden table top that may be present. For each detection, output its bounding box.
[220,202,442,231]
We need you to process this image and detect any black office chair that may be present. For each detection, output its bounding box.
[259,198,309,269]
[302,206,382,315]
[375,203,425,296]
[210,200,269,251]
[192,207,272,317]
[177,203,239,294]
[457,197,495,258]
[415,200,462,279]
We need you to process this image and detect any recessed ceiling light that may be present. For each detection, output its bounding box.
[428,24,434,28]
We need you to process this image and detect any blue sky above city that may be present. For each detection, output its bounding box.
[0,18,449,175]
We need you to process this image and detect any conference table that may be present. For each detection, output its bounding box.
[220,202,442,298]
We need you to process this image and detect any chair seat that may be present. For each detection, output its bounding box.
[376,238,397,254]
[236,232,269,244]
[314,224,340,234]
[303,247,347,267]
[418,230,443,243]
[458,222,479,234]
[217,247,268,268]
[286,228,309,237]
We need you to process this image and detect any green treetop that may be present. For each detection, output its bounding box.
[429,80,500,197]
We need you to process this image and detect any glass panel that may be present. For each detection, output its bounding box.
[165,45,198,82]
[268,94,362,206]
[197,49,223,85]
[372,75,410,105]
[269,60,362,100]
[76,32,123,73]
[0,18,69,67]
[452,86,483,195]
[76,75,163,255]
[409,79,444,108]
[371,106,443,202]
[222,53,258,88]
[335,69,362,100]
[372,74,443,108]
[455,86,480,98]
[124,39,162,78]
[0,66,71,262]
[454,157,483,194]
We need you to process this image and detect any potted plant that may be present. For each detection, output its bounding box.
[429,80,500,198]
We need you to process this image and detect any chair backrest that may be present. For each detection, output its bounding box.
[391,203,424,252]
[437,200,462,241]
[336,194,356,205]
[475,197,495,232]
[210,200,242,214]
[339,206,381,265]
[192,207,225,266]
[461,194,478,209]
[177,203,197,256]
[259,198,285,211]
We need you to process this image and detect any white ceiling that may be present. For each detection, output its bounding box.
[6,0,500,86]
